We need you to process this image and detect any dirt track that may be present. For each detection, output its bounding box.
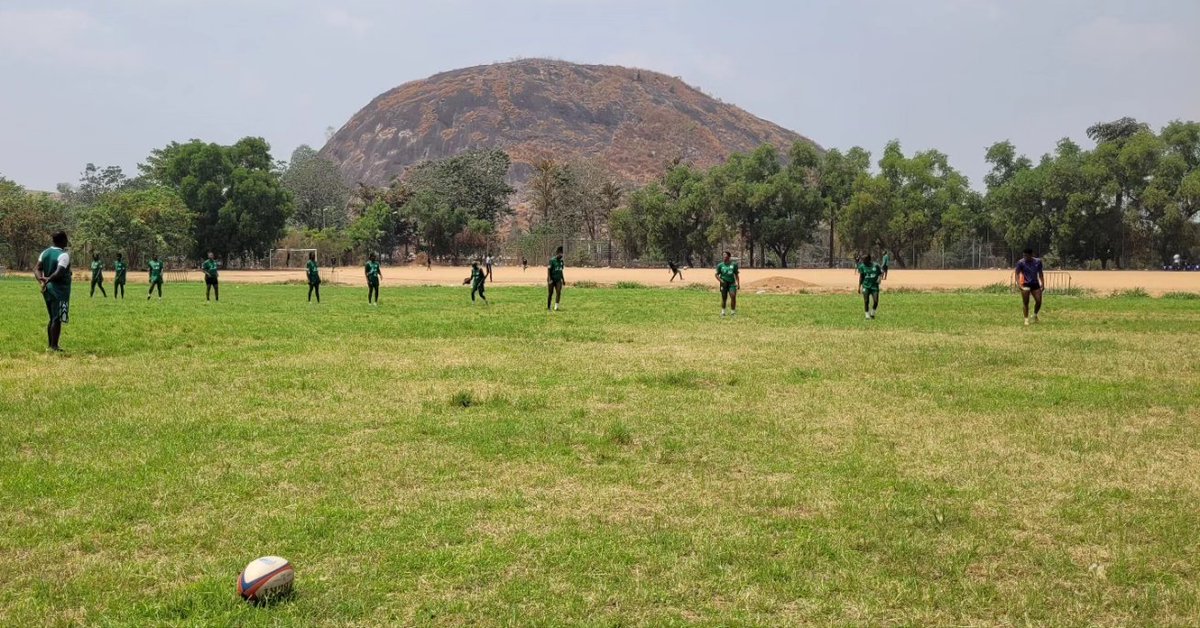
[151,266,1199,295]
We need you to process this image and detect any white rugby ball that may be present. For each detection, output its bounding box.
[237,555,294,603]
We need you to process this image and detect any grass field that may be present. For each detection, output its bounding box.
[1,278,1198,625]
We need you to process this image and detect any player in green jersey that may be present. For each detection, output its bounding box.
[365,253,381,305]
[464,260,488,304]
[881,252,890,280]
[716,251,739,317]
[35,231,72,351]
[201,252,219,302]
[147,256,164,299]
[306,252,321,303]
[113,253,127,299]
[547,246,565,311]
[857,254,883,319]
[89,253,108,298]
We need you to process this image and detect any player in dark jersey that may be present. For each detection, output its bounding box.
[89,254,108,298]
[465,261,488,304]
[857,254,883,319]
[147,256,164,299]
[1015,248,1045,325]
[35,231,72,351]
[668,261,684,282]
[365,253,381,305]
[715,252,739,317]
[547,247,565,311]
[113,253,127,299]
[306,252,321,303]
[201,252,219,302]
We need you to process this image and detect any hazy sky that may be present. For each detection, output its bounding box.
[1,0,1196,191]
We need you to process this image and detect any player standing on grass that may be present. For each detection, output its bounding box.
[89,254,108,298]
[716,251,739,317]
[465,260,488,304]
[113,253,127,299]
[881,251,890,280]
[547,246,565,311]
[1015,248,1045,326]
[669,260,684,282]
[485,254,494,282]
[306,252,321,303]
[857,254,883,319]
[147,256,164,299]
[365,253,381,305]
[34,231,71,351]
[202,252,219,302]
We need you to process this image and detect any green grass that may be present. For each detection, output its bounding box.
[1,278,1198,625]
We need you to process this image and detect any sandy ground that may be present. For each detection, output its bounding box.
[139,266,1200,295]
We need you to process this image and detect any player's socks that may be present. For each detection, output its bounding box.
[1024,317,1030,326]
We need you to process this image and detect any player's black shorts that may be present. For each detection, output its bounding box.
[1021,282,1041,292]
[205,276,218,286]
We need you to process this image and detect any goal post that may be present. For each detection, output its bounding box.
[269,248,318,270]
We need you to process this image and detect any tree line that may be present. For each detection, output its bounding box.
[1,116,1196,271]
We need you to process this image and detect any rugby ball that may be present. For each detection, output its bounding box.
[237,556,294,603]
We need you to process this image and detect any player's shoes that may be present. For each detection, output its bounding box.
[721,310,726,317]
[865,312,872,320]
[1024,317,1030,326]
[1033,314,1039,323]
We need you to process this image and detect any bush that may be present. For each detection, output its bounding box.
[1110,287,1150,298]
[616,281,646,289]
[573,280,599,289]
[1161,291,1200,300]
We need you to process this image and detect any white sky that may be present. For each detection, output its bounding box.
[1,0,1197,191]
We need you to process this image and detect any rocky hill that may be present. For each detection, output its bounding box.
[320,59,816,191]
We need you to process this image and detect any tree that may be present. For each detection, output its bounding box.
[76,187,194,267]
[1086,117,1150,145]
[144,137,292,262]
[404,149,513,224]
[816,145,870,267]
[0,178,72,269]
[710,145,781,267]
[280,145,350,230]
[840,141,970,268]
[758,148,824,267]
[57,163,131,207]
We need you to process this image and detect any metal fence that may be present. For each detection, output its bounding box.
[1009,270,1072,292]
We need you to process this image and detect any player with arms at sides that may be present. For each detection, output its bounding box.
[668,260,684,282]
[521,257,528,272]
[201,252,219,302]
[306,252,321,303]
[547,246,565,311]
[485,254,494,282]
[464,260,488,304]
[881,251,890,280]
[35,231,72,351]
[1015,248,1045,325]
[146,256,164,300]
[857,254,883,319]
[113,253,127,299]
[365,253,381,305]
[89,254,107,298]
[716,251,739,317]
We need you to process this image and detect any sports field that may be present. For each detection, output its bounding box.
[1,278,1198,625]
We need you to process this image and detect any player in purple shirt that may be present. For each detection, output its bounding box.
[1015,248,1045,325]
